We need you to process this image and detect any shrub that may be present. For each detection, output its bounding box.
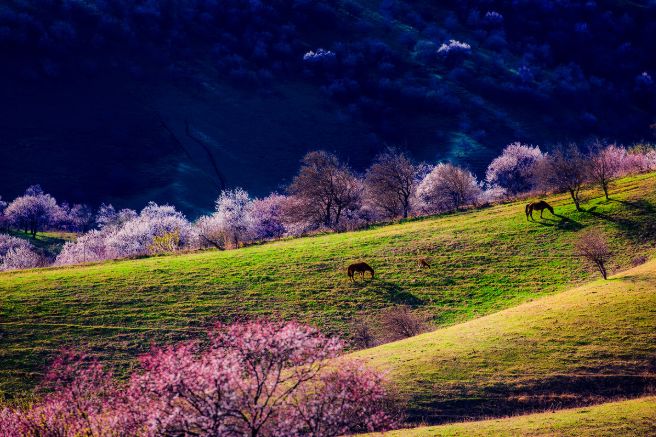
[148,230,181,255]
[377,305,431,342]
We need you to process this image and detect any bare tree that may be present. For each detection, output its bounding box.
[575,229,612,279]
[364,148,420,219]
[350,316,377,349]
[287,151,362,229]
[378,305,430,342]
[540,145,589,211]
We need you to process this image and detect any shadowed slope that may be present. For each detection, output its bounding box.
[366,397,656,436]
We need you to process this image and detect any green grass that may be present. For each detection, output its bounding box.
[365,397,656,436]
[1,173,655,401]
[353,257,656,422]
[7,230,76,258]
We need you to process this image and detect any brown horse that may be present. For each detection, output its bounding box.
[525,200,555,220]
[347,262,375,282]
[417,257,431,268]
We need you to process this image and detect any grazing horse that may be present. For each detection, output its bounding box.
[417,257,431,268]
[525,200,555,220]
[347,262,375,282]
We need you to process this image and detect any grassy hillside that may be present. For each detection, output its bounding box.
[366,397,656,436]
[1,173,655,400]
[353,257,656,422]
[8,231,76,259]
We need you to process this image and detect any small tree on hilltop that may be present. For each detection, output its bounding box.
[288,151,362,229]
[364,147,420,219]
[587,143,625,200]
[575,229,612,280]
[539,145,588,211]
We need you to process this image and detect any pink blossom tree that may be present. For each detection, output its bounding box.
[485,142,545,195]
[587,144,625,200]
[250,194,287,241]
[0,322,395,436]
[620,144,656,175]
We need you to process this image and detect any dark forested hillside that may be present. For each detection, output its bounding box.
[1,0,655,213]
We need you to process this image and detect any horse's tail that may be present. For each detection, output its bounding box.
[525,203,531,219]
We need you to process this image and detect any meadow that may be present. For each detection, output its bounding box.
[1,172,655,409]
[354,256,656,421]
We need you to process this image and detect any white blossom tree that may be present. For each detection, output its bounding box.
[485,142,545,195]
[416,163,482,213]
[0,234,43,271]
[5,185,61,237]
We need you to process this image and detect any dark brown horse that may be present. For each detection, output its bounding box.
[417,257,431,268]
[525,200,555,220]
[347,262,375,281]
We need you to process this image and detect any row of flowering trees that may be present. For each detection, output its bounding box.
[0,321,395,436]
[1,143,655,270]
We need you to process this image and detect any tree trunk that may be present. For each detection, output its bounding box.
[603,183,609,200]
[324,201,332,227]
[569,189,581,211]
[598,262,608,280]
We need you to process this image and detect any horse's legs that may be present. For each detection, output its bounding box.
[540,209,544,218]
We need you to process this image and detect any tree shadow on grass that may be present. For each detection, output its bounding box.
[530,214,584,231]
[609,198,656,213]
[585,201,656,243]
[372,280,424,306]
